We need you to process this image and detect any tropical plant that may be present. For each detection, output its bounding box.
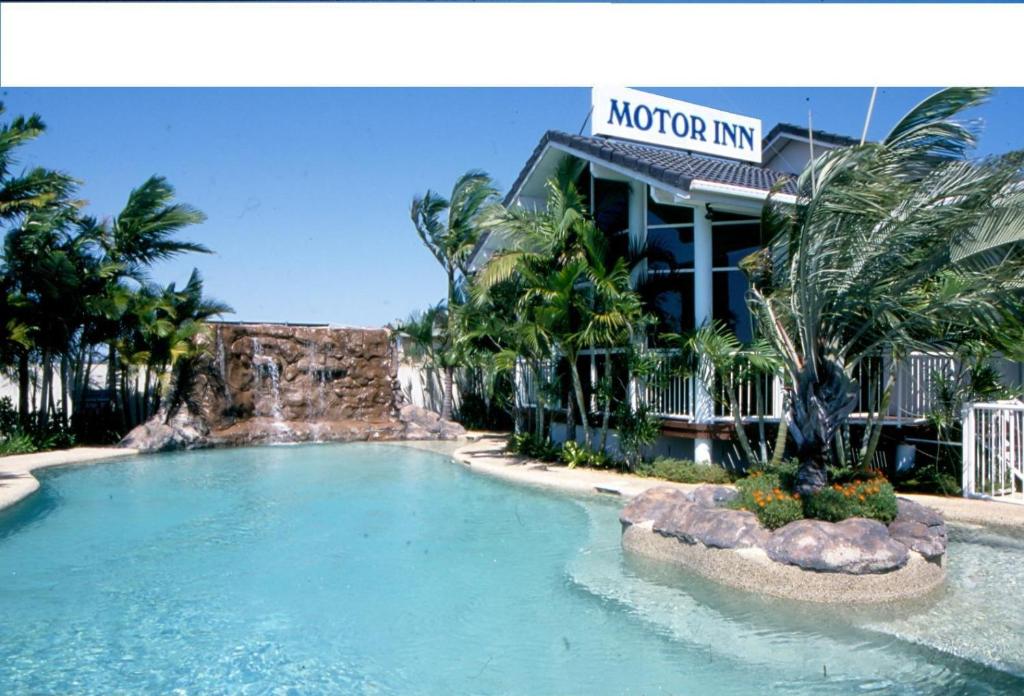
[636,456,734,484]
[0,102,225,444]
[671,321,788,469]
[615,401,661,470]
[410,171,500,419]
[746,87,1024,494]
[477,157,647,449]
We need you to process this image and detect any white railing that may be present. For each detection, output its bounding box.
[511,348,1023,427]
[642,350,695,419]
[962,400,1024,504]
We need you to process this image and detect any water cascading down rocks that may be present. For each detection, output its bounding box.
[121,322,464,451]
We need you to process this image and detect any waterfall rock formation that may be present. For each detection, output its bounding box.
[120,322,464,451]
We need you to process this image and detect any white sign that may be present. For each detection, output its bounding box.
[591,87,762,164]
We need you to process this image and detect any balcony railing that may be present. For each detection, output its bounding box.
[516,349,1022,425]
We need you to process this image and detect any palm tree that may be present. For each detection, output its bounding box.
[0,103,79,426]
[679,322,787,469]
[89,176,212,428]
[747,87,1024,494]
[478,157,647,449]
[118,269,232,424]
[411,170,500,419]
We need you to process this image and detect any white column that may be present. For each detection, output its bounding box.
[693,205,714,463]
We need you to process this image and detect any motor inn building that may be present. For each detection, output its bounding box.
[469,88,1024,467]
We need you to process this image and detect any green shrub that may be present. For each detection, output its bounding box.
[0,431,39,456]
[505,432,560,462]
[752,458,799,490]
[803,477,898,523]
[616,403,661,470]
[559,441,616,469]
[0,396,18,436]
[731,472,804,529]
[638,457,733,484]
[560,441,589,468]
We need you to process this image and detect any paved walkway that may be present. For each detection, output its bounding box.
[453,436,1024,529]
[0,447,138,512]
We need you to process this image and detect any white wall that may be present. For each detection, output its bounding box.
[397,362,461,413]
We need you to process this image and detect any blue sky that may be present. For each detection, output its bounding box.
[3,87,1023,326]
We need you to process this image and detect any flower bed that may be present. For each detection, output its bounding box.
[619,484,948,603]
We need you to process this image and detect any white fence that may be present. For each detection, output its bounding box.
[962,400,1024,504]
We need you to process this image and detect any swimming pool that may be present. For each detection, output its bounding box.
[0,444,1021,694]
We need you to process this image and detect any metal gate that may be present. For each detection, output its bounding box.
[962,400,1024,503]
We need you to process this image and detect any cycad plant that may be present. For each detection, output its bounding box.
[747,87,1024,494]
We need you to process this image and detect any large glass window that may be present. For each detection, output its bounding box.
[711,222,761,268]
[592,178,630,260]
[646,228,694,270]
[642,273,695,340]
[712,271,754,343]
[711,216,761,343]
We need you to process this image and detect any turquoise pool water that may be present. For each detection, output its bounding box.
[1,444,1022,694]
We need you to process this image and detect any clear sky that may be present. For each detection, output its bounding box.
[2,87,1023,327]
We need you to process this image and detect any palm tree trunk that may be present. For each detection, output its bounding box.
[38,349,52,430]
[107,343,122,429]
[565,380,576,446]
[60,353,69,429]
[770,392,790,468]
[755,376,768,464]
[728,388,759,468]
[142,366,152,421]
[569,359,591,448]
[599,355,612,452]
[441,365,454,421]
[17,350,30,428]
[120,367,132,430]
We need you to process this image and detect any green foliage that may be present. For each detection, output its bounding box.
[615,402,661,470]
[637,457,733,484]
[505,432,560,462]
[731,472,804,530]
[802,478,899,524]
[453,392,512,431]
[0,431,37,456]
[559,440,614,469]
[0,396,17,434]
[747,88,1024,484]
[731,468,898,528]
[752,457,800,490]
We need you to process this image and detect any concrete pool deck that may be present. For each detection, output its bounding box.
[451,436,1024,530]
[0,447,138,513]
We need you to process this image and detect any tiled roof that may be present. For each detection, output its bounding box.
[762,122,861,149]
[504,130,797,206]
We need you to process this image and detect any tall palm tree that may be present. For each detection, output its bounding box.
[0,103,79,425]
[478,157,646,449]
[89,176,212,427]
[747,87,1024,494]
[410,170,500,419]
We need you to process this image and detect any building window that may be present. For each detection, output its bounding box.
[712,218,760,343]
[648,200,694,227]
[642,272,695,342]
